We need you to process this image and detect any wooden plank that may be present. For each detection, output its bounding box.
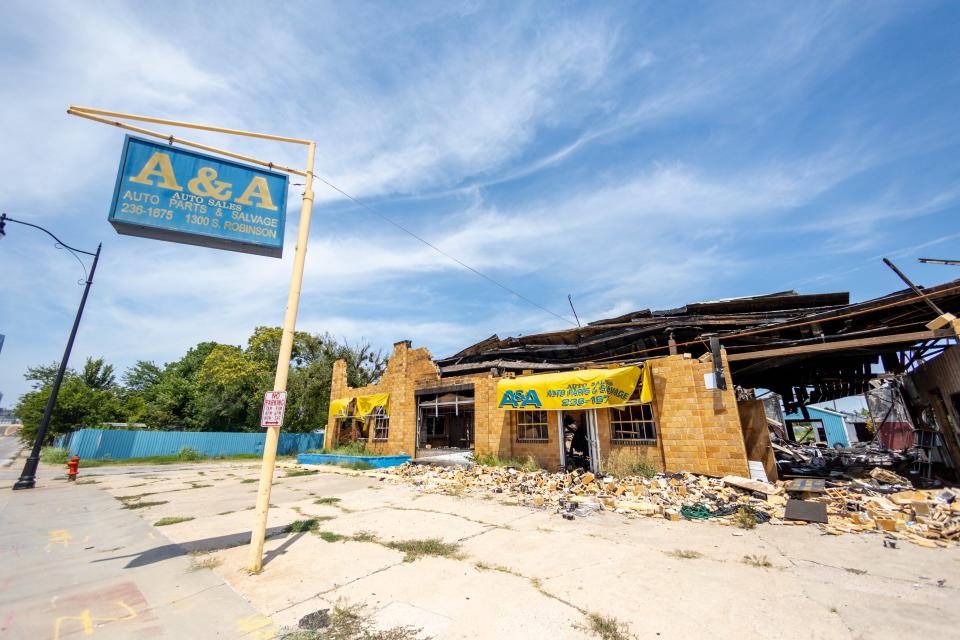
[727,330,952,361]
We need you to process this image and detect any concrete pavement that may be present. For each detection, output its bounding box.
[0,435,21,467]
[0,461,274,640]
[3,456,959,639]
[76,460,960,639]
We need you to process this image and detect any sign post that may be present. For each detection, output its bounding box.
[248,142,315,572]
[66,106,316,572]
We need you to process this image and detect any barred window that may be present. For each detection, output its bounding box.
[516,410,549,442]
[610,404,656,444]
[370,407,389,441]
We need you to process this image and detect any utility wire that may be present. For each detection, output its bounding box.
[311,174,577,327]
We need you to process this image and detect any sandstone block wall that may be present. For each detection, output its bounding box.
[327,342,749,476]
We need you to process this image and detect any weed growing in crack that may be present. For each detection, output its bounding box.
[742,554,772,568]
[122,500,168,510]
[845,567,867,575]
[155,516,195,527]
[280,600,426,639]
[385,538,463,562]
[666,549,702,560]
[285,519,322,533]
[286,468,319,477]
[314,496,342,505]
[351,531,379,543]
[189,553,222,572]
[317,531,347,543]
[578,613,637,640]
[241,478,258,484]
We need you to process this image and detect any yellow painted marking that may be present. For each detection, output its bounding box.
[44,529,72,552]
[52,600,136,639]
[235,614,276,639]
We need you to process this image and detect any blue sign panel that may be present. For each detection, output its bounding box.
[108,136,288,257]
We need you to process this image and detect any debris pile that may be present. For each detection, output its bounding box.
[773,438,920,479]
[380,463,960,548]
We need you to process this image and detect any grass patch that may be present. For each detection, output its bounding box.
[285,518,321,533]
[471,451,540,472]
[75,478,98,485]
[335,461,375,471]
[154,516,195,527]
[72,453,289,467]
[845,567,867,575]
[217,510,236,516]
[122,500,168,510]
[667,549,702,560]
[579,613,637,640]
[384,538,463,562]
[241,478,258,483]
[40,447,70,464]
[314,496,342,505]
[742,554,772,568]
[317,531,347,543]
[325,442,369,456]
[735,506,758,530]
[286,468,320,477]
[600,448,657,479]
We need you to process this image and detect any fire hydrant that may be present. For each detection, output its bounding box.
[66,455,80,481]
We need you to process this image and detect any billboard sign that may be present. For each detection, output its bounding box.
[109,136,288,257]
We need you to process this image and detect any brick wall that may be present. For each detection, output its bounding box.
[651,353,749,477]
[327,342,749,476]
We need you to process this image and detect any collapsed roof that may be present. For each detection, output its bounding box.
[436,278,960,411]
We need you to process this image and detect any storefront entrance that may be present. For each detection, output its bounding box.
[416,385,475,460]
[557,408,601,474]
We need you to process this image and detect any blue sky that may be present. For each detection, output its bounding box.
[2,1,959,406]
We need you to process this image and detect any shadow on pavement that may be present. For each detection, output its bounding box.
[93,525,291,568]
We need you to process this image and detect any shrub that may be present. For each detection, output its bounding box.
[40,447,70,464]
[177,447,203,461]
[735,506,758,530]
[471,452,539,472]
[601,448,657,478]
[329,441,367,456]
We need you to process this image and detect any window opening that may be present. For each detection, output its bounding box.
[610,403,657,444]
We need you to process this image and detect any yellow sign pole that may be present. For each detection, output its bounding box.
[65,106,317,573]
[249,141,316,572]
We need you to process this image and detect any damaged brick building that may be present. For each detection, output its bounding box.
[326,277,960,477]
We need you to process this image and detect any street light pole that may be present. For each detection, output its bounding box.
[1,213,101,490]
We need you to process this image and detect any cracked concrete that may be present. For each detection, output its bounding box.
[19,457,960,639]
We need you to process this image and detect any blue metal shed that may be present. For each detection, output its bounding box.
[784,406,850,447]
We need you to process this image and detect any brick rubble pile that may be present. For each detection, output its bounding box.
[380,463,960,548]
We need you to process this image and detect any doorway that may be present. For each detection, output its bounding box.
[558,409,601,474]
[415,386,475,460]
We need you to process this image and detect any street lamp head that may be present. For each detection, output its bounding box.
[0,213,6,237]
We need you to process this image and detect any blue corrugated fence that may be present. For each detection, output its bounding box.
[53,429,324,460]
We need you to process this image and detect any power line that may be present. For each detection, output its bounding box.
[311,174,577,327]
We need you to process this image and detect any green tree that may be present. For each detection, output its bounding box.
[15,373,125,445]
[194,344,271,431]
[123,360,162,391]
[80,357,116,390]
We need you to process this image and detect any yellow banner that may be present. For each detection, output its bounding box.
[328,397,353,419]
[639,364,654,404]
[496,366,642,410]
[356,393,390,418]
